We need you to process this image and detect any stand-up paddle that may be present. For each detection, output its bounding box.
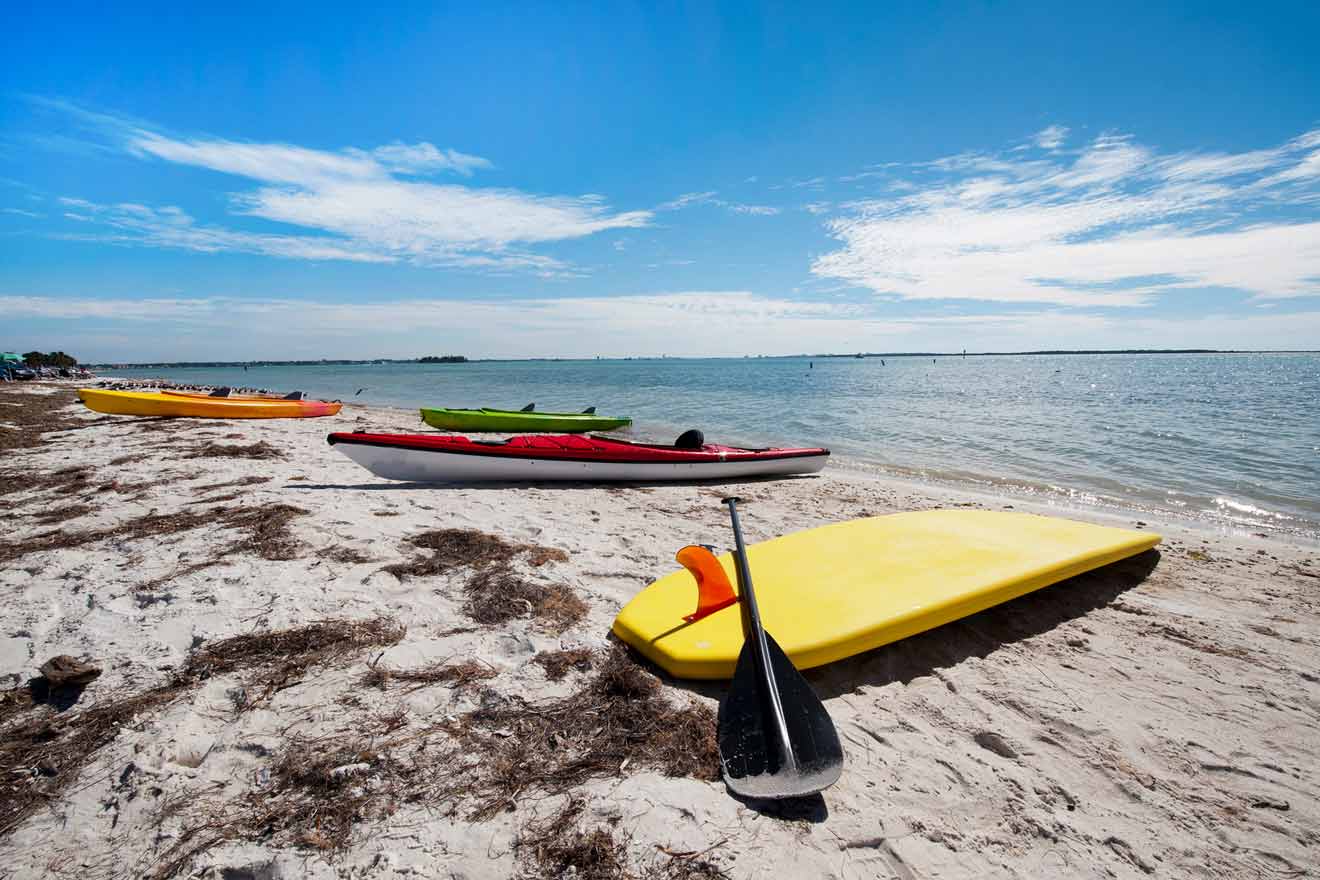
[717,497,843,799]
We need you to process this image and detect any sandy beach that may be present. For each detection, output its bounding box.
[2,382,1317,879]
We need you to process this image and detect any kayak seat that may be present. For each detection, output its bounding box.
[675,429,705,450]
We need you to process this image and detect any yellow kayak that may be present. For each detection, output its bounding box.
[77,388,342,419]
[612,509,1160,679]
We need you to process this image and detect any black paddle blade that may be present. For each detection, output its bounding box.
[520,402,535,412]
[718,630,843,799]
[582,406,596,414]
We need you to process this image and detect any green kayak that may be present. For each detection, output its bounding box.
[419,405,632,433]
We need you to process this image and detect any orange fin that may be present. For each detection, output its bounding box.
[677,545,738,623]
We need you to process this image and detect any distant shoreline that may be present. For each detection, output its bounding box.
[83,349,1317,368]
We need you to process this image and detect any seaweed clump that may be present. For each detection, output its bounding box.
[451,645,719,819]
[0,503,308,570]
[0,618,404,841]
[534,648,596,681]
[383,529,582,631]
[183,441,283,460]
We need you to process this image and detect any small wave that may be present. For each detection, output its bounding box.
[1212,497,1294,521]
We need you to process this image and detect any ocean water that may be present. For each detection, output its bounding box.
[120,353,1320,537]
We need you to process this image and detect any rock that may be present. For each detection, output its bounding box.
[39,655,102,687]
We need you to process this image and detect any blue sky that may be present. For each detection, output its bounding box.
[2,1,1318,360]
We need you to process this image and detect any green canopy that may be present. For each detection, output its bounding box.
[1,353,22,363]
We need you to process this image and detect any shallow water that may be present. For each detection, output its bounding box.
[119,353,1320,537]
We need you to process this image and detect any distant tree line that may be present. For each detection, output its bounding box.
[418,355,468,363]
[23,351,79,367]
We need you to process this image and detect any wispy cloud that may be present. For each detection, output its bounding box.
[657,191,780,216]
[48,112,650,274]
[1032,125,1069,150]
[814,127,1320,306]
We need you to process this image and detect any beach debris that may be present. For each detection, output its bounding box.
[514,796,730,879]
[450,645,719,820]
[385,527,548,577]
[514,797,629,880]
[0,464,94,500]
[0,387,87,453]
[0,617,403,843]
[381,528,583,631]
[183,440,283,460]
[1251,796,1290,810]
[362,660,497,693]
[464,566,586,632]
[148,645,717,875]
[29,503,97,525]
[325,545,374,565]
[972,730,1019,759]
[0,503,308,572]
[37,656,102,688]
[534,648,596,681]
[189,475,271,494]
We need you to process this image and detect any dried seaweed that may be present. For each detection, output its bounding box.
[29,504,97,525]
[514,797,730,879]
[515,798,631,880]
[183,441,283,460]
[362,660,496,693]
[0,387,86,453]
[535,648,596,681]
[384,528,528,577]
[380,529,581,630]
[325,546,373,565]
[184,618,406,710]
[0,465,95,500]
[189,476,271,494]
[464,566,587,632]
[0,503,307,570]
[451,645,719,820]
[153,645,719,876]
[0,509,217,564]
[0,618,403,841]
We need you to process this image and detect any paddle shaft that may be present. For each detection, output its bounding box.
[722,497,798,775]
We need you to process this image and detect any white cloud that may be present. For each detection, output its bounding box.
[1032,125,1069,150]
[58,199,396,264]
[814,128,1320,306]
[63,127,650,274]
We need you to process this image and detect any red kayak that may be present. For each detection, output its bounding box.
[328,430,829,482]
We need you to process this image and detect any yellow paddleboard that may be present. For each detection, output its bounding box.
[612,510,1160,679]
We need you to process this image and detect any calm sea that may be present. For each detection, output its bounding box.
[119,353,1320,538]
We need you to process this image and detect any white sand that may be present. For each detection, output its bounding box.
[1,384,1317,878]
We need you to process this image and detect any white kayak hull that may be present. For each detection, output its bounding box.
[334,442,829,483]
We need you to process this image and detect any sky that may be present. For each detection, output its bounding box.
[2,1,1319,361]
